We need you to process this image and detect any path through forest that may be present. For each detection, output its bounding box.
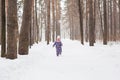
[0,39,120,80]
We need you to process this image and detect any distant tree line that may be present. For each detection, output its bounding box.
[63,0,120,46]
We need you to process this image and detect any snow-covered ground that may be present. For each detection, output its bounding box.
[0,39,120,80]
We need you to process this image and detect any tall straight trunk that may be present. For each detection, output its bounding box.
[33,1,38,43]
[103,0,107,45]
[30,18,32,48]
[71,0,74,40]
[85,0,89,42]
[69,12,72,39]
[107,0,110,41]
[45,0,47,41]
[30,0,35,46]
[113,0,116,41]
[58,0,61,36]
[19,0,33,55]
[52,0,55,42]
[119,0,120,40]
[71,14,74,40]
[0,0,1,44]
[35,0,39,43]
[56,0,60,37]
[6,0,18,59]
[32,0,35,44]
[45,10,47,41]
[89,0,94,46]
[93,0,96,43]
[1,0,6,57]
[110,0,113,41]
[39,0,43,41]
[78,0,84,45]
[98,0,103,40]
[47,0,50,44]
[40,18,42,41]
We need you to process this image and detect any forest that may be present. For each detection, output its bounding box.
[0,0,120,59]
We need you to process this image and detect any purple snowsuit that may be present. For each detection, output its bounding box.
[53,41,62,56]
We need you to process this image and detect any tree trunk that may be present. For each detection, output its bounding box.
[93,0,96,43]
[35,0,39,43]
[85,0,89,42]
[0,0,1,44]
[113,0,116,41]
[78,0,84,45]
[47,0,50,45]
[119,0,120,40]
[56,0,60,37]
[110,0,113,41]
[103,0,107,45]
[1,0,6,57]
[29,0,35,47]
[6,0,18,59]
[52,0,55,42]
[98,0,103,40]
[19,0,33,55]
[89,0,94,46]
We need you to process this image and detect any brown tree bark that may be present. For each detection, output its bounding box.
[113,0,116,41]
[29,0,35,47]
[0,0,1,44]
[119,0,120,40]
[89,0,94,46]
[103,0,107,45]
[1,0,6,57]
[93,0,96,43]
[19,0,33,55]
[35,0,39,43]
[108,0,112,41]
[52,0,55,42]
[6,0,18,59]
[78,0,84,45]
[56,0,60,38]
[85,0,89,42]
[47,0,50,44]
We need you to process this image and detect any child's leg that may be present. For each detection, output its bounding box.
[59,48,62,55]
[59,52,61,55]
[57,53,59,56]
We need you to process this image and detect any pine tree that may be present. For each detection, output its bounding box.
[6,0,18,59]
[19,0,33,55]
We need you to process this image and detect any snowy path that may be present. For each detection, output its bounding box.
[0,39,120,80]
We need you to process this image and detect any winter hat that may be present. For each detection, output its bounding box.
[57,35,60,39]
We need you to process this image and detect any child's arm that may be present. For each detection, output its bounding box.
[53,42,56,47]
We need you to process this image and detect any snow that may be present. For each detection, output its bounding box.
[0,39,120,80]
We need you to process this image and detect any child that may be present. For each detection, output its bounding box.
[53,36,63,56]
